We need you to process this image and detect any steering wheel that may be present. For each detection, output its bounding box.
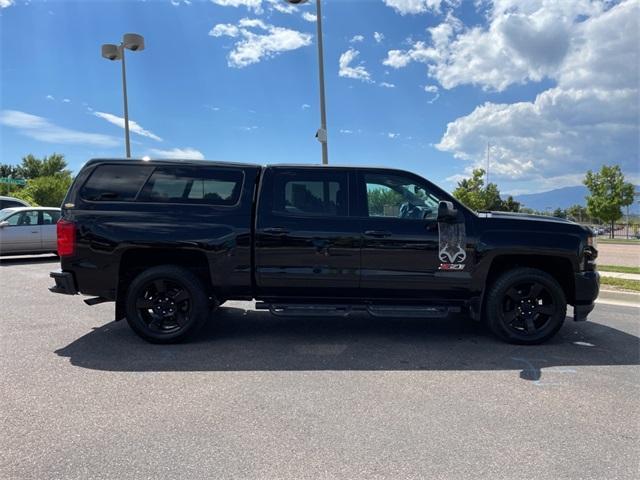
[399,201,420,219]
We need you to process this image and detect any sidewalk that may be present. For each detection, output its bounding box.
[599,271,640,281]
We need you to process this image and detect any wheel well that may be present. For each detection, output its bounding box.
[485,255,575,304]
[116,249,213,319]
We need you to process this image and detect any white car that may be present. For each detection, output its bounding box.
[0,207,61,255]
[0,196,29,210]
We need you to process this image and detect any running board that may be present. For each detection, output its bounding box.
[255,302,461,318]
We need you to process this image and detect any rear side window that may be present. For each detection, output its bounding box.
[138,167,243,206]
[42,210,61,225]
[80,165,153,201]
[272,170,348,217]
[0,200,24,209]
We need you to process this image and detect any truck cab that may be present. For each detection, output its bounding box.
[50,159,599,345]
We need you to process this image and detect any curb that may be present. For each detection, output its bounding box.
[597,289,640,307]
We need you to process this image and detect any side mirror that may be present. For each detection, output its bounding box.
[437,201,459,223]
[0,221,9,228]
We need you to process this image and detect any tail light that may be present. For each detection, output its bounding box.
[57,219,76,257]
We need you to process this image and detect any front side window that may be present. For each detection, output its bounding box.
[365,173,441,220]
[272,171,348,217]
[5,210,39,226]
[138,167,243,205]
[80,165,153,202]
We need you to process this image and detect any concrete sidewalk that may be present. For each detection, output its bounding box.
[599,270,640,281]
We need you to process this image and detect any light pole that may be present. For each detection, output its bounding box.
[286,0,328,165]
[101,33,145,158]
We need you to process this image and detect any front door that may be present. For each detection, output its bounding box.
[358,171,470,301]
[0,210,42,254]
[255,167,360,299]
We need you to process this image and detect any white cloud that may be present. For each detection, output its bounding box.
[46,95,55,101]
[302,103,311,109]
[302,12,316,22]
[148,147,205,160]
[210,0,262,13]
[0,110,119,147]
[424,84,440,103]
[380,82,396,88]
[383,2,608,91]
[266,0,295,14]
[436,0,639,193]
[350,35,365,43]
[62,98,71,103]
[387,132,400,139]
[170,0,192,6]
[210,17,312,68]
[338,48,373,83]
[0,0,14,8]
[340,129,354,134]
[382,0,443,15]
[374,32,385,43]
[93,111,163,142]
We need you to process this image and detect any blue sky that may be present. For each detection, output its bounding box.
[1,0,638,195]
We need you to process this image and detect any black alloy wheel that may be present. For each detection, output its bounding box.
[125,266,209,343]
[485,268,567,344]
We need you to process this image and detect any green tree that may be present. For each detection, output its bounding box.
[584,165,635,238]
[17,153,70,179]
[553,208,567,219]
[501,195,521,212]
[13,175,73,207]
[367,187,403,216]
[566,204,590,223]
[452,168,520,212]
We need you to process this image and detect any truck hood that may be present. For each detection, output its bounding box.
[477,211,578,226]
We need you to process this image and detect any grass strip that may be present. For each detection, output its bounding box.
[600,276,640,292]
[598,265,640,274]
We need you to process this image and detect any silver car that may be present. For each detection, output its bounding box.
[0,207,61,255]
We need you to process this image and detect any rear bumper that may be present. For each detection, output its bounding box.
[573,270,600,321]
[49,270,78,295]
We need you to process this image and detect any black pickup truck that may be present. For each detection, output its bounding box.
[50,159,599,344]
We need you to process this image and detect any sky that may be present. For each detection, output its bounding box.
[0,0,638,195]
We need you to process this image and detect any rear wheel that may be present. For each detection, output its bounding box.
[125,265,209,343]
[485,268,567,344]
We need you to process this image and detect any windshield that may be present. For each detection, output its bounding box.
[0,209,20,221]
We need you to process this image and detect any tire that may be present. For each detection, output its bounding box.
[485,267,567,345]
[125,265,210,344]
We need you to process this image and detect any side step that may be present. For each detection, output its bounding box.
[255,302,461,318]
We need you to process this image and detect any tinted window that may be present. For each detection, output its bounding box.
[272,170,348,217]
[138,167,243,205]
[0,200,24,209]
[5,210,38,226]
[365,173,441,220]
[80,165,153,201]
[42,210,61,225]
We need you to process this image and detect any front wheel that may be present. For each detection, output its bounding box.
[125,265,209,343]
[485,268,567,344]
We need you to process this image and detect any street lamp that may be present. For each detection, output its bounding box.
[101,33,145,158]
[286,0,329,165]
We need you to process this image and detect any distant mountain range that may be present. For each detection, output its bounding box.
[511,185,640,214]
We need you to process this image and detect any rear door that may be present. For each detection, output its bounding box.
[40,210,61,251]
[255,167,360,299]
[0,210,41,254]
[357,170,471,301]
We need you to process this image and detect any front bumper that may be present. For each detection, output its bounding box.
[573,270,600,321]
[49,270,78,295]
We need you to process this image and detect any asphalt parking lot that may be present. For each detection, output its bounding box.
[1,256,639,480]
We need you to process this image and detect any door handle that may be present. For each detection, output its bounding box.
[365,230,392,238]
[263,227,289,235]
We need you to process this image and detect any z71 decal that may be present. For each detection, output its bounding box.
[438,221,467,270]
